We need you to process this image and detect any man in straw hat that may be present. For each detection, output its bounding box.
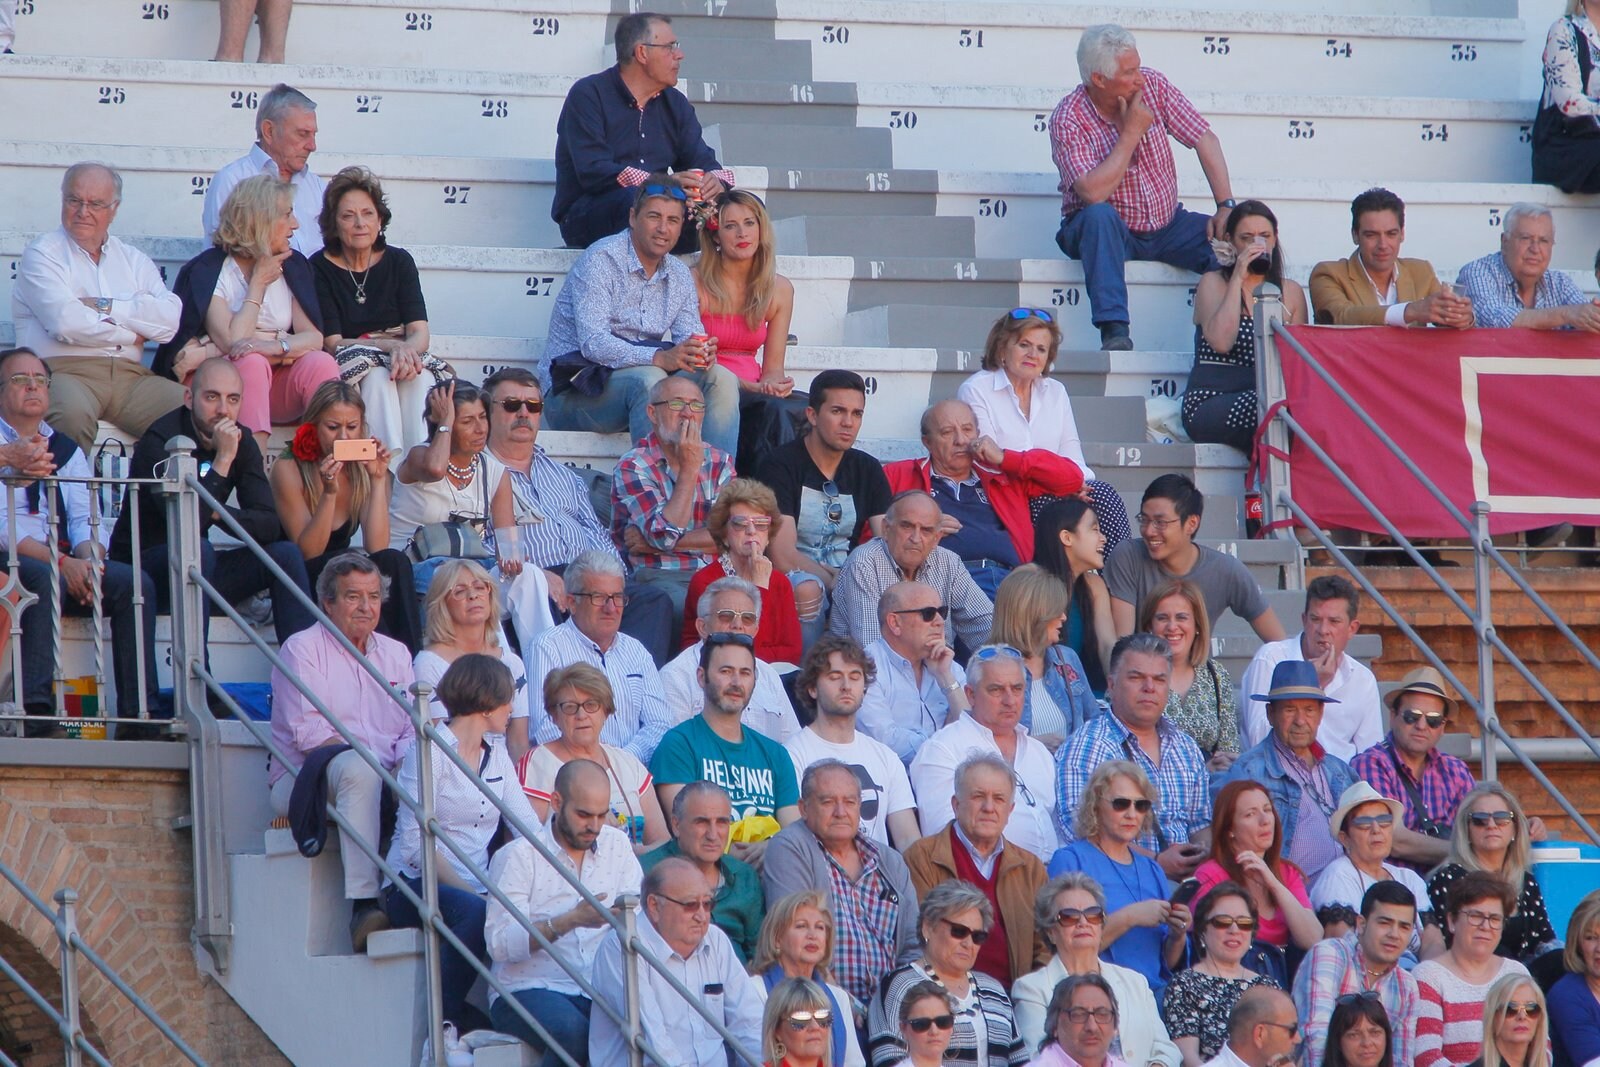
[1218,659,1359,881]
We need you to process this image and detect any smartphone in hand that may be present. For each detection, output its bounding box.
[331,438,378,462]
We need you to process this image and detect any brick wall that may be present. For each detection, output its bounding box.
[0,766,287,1066]
[1313,565,1600,838]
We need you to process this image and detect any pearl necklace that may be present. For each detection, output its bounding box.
[446,460,476,482]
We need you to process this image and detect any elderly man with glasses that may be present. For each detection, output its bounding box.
[857,580,971,764]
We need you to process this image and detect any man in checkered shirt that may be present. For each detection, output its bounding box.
[1050,24,1240,351]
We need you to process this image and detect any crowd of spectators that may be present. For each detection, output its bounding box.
[8,7,1600,1067]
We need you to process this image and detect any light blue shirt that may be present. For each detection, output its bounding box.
[202,143,327,257]
[1456,250,1587,328]
[526,618,670,763]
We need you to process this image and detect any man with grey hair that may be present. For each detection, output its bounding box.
[1049,23,1237,351]
[910,645,1061,862]
[829,489,993,651]
[660,575,800,742]
[640,780,764,963]
[1056,632,1212,878]
[527,548,672,762]
[857,579,970,763]
[1457,202,1600,330]
[267,551,415,950]
[762,759,920,1003]
[202,83,325,256]
[610,375,735,622]
[12,162,185,450]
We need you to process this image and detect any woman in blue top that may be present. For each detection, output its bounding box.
[987,564,1098,752]
[1549,889,1600,1067]
[1047,760,1187,997]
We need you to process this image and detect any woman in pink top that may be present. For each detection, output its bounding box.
[1195,780,1322,951]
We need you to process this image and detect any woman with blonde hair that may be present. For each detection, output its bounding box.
[413,559,532,760]
[763,977,839,1067]
[1138,579,1237,771]
[752,891,865,1067]
[956,308,1131,552]
[157,173,340,449]
[1546,888,1600,1067]
[679,477,802,664]
[987,563,1097,750]
[1474,973,1550,1067]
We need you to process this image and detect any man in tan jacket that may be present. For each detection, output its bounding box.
[903,753,1051,986]
[1308,187,1473,328]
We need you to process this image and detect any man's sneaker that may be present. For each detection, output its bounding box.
[1099,323,1134,351]
[349,902,390,952]
[237,591,273,626]
[419,1023,472,1067]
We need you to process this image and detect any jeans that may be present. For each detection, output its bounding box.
[2,556,160,718]
[1056,202,1219,328]
[544,363,741,458]
[787,570,829,657]
[558,184,700,255]
[489,988,592,1067]
[142,539,316,644]
[628,567,693,633]
[962,559,1011,601]
[384,874,489,1031]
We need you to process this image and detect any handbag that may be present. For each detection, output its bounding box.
[334,338,455,388]
[405,455,495,562]
[1535,18,1600,144]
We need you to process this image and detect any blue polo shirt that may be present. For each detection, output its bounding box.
[928,473,1019,567]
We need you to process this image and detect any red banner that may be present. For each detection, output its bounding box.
[1277,326,1600,538]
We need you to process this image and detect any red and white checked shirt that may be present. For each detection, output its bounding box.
[1049,68,1211,233]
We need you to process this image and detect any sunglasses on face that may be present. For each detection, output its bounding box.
[1397,708,1447,728]
[1206,916,1258,931]
[1008,307,1054,322]
[939,918,990,944]
[728,516,772,531]
[906,1014,955,1033]
[1054,907,1106,927]
[1503,1001,1543,1019]
[1346,813,1395,831]
[1469,810,1515,827]
[498,398,543,414]
[787,1010,832,1031]
[1109,796,1153,813]
[891,605,949,623]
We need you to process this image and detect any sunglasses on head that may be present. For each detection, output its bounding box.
[1206,915,1258,931]
[971,644,1023,662]
[642,182,689,201]
[891,605,949,623]
[787,1009,832,1031]
[1109,796,1153,813]
[1336,991,1380,1008]
[705,632,755,650]
[498,398,543,414]
[1469,810,1515,827]
[939,918,990,944]
[1008,307,1055,322]
[1398,708,1447,728]
[906,1014,955,1033]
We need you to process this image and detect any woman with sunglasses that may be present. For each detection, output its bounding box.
[1014,872,1180,1065]
[1047,761,1186,996]
[1162,880,1280,1066]
[1138,579,1237,772]
[1026,972,1131,1067]
[1472,974,1550,1067]
[1323,989,1394,1067]
[751,891,866,1067]
[680,478,802,664]
[1427,784,1558,966]
[867,879,1027,1067]
[763,977,839,1067]
[988,564,1098,750]
[957,308,1131,553]
[1196,781,1322,952]
[1546,890,1600,1067]
[1311,782,1443,964]
[1031,498,1114,696]
[1414,871,1531,1067]
[892,981,957,1067]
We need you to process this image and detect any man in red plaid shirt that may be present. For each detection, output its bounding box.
[1051,24,1240,351]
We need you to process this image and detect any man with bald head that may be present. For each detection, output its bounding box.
[857,580,970,763]
[828,489,994,652]
[885,398,1084,597]
[12,162,184,450]
[111,357,314,642]
[1204,986,1301,1067]
[486,758,643,1062]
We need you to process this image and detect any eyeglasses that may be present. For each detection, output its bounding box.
[1136,513,1181,531]
[1458,909,1506,929]
[1397,708,1447,728]
[655,892,713,914]
[821,479,844,525]
[554,699,604,717]
[1503,1001,1543,1019]
[1346,813,1395,830]
[1008,307,1055,322]
[498,398,543,414]
[6,373,49,389]
[640,40,683,54]
[1065,1007,1117,1026]
[713,609,758,627]
[1206,916,1258,931]
[905,1014,955,1033]
[571,591,628,608]
[705,632,755,650]
[641,182,689,201]
[787,1010,832,1031]
[939,918,990,944]
[1108,796,1153,813]
[445,581,491,601]
[652,398,706,413]
[64,196,117,213]
[728,516,772,531]
[1469,810,1515,828]
[1054,907,1106,927]
[890,605,950,623]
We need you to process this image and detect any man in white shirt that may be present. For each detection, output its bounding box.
[856,580,969,764]
[12,162,184,451]
[202,84,326,257]
[1239,574,1381,762]
[786,634,920,849]
[659,575,799,744]
[909,645,1062,862]
[589,855,764,1066]
[486,759,643,1064]
[1202,986,1301,1067]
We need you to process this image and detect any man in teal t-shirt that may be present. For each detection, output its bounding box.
[652,633,800,869]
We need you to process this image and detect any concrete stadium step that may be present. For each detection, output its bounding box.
[679,35,816,82]
[705,122,892,169]
[1081,441,1249,500]
[772,214,974,257]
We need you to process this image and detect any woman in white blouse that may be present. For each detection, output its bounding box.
[383,653,540,1033]
[956,309,1131,553]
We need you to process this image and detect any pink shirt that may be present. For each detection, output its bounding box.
[268,625,417,785]
[1194,857,1311,948]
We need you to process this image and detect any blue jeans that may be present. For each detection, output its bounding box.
[1056,202,1219,327]
[489,988,591,1067]
[384,875,489,1031]
[962,559,1011,600]
[544,363,741,458]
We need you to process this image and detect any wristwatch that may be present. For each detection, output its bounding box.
[94,297,113,315]
[279,338,291,356]
[1216,198,1238,209]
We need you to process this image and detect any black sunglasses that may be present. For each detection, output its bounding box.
[1398,708,1447,728]
[1008,307,1055,322]
[939,918,990,944]
[906,1014,955,1033]
[891,605,949,623]
[705,632,755,650]
[498,398,543,414]
[1109,797,1153,813]
[1469,810,1515,827]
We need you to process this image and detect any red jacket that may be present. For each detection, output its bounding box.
[883,449,1083,561]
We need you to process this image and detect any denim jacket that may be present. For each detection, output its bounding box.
[1022,645,1100,738]
[1216,736,1359,847]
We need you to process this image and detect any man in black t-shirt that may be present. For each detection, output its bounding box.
[753,370,890,651]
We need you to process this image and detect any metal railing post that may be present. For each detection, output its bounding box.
[411,683,447,1066]
[55,889,83,1067]
[1253,283,1297,557]
[621,895,644,1067]
[162,437,232,974]
[1472,501,1499,781]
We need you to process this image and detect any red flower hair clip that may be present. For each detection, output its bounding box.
[290,423,322,463]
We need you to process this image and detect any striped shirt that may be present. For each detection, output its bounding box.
[1292,932,1419,1067]
[866,961,1026,1067]
[1413,956,1530,1067]
[827,539,994,652]
[526,619,671,763]
[495,445,622,570]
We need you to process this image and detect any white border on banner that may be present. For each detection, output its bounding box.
[1460,356,1600,516]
